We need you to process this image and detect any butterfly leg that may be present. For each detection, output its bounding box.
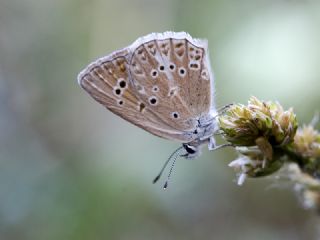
[208,136,233,151]
[208,136,216,150]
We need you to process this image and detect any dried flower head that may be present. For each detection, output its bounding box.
[293,125,320,159]
[287,163,320,210]
[219,97,298,184]
[218,96,320,213]
[219,96,298,148]
[228,146,284,185]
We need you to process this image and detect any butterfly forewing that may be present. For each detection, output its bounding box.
[129,34,212,132]
[78,32,215,143]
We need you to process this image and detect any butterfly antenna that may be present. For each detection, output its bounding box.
[153,146,184,184]
[210,103,234,121]
[217,103,233,114]
[163,149,181,189]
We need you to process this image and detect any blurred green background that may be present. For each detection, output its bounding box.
[1,0,320,239]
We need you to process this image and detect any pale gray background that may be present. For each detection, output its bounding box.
[1,0,320,239]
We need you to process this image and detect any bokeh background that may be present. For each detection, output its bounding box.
[1,0,320,239]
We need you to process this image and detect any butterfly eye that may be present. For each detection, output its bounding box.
[184,144,197,154]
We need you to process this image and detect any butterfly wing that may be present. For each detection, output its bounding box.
[128,32,215,132]
[78,32,215,143]
[78,49,193,142]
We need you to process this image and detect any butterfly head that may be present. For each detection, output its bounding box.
[181,143,201,159]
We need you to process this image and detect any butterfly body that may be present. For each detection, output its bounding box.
[78,32,218,158]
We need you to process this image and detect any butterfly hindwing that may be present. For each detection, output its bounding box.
[78,48,195,142]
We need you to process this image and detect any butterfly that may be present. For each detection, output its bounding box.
[78,32,225,188]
